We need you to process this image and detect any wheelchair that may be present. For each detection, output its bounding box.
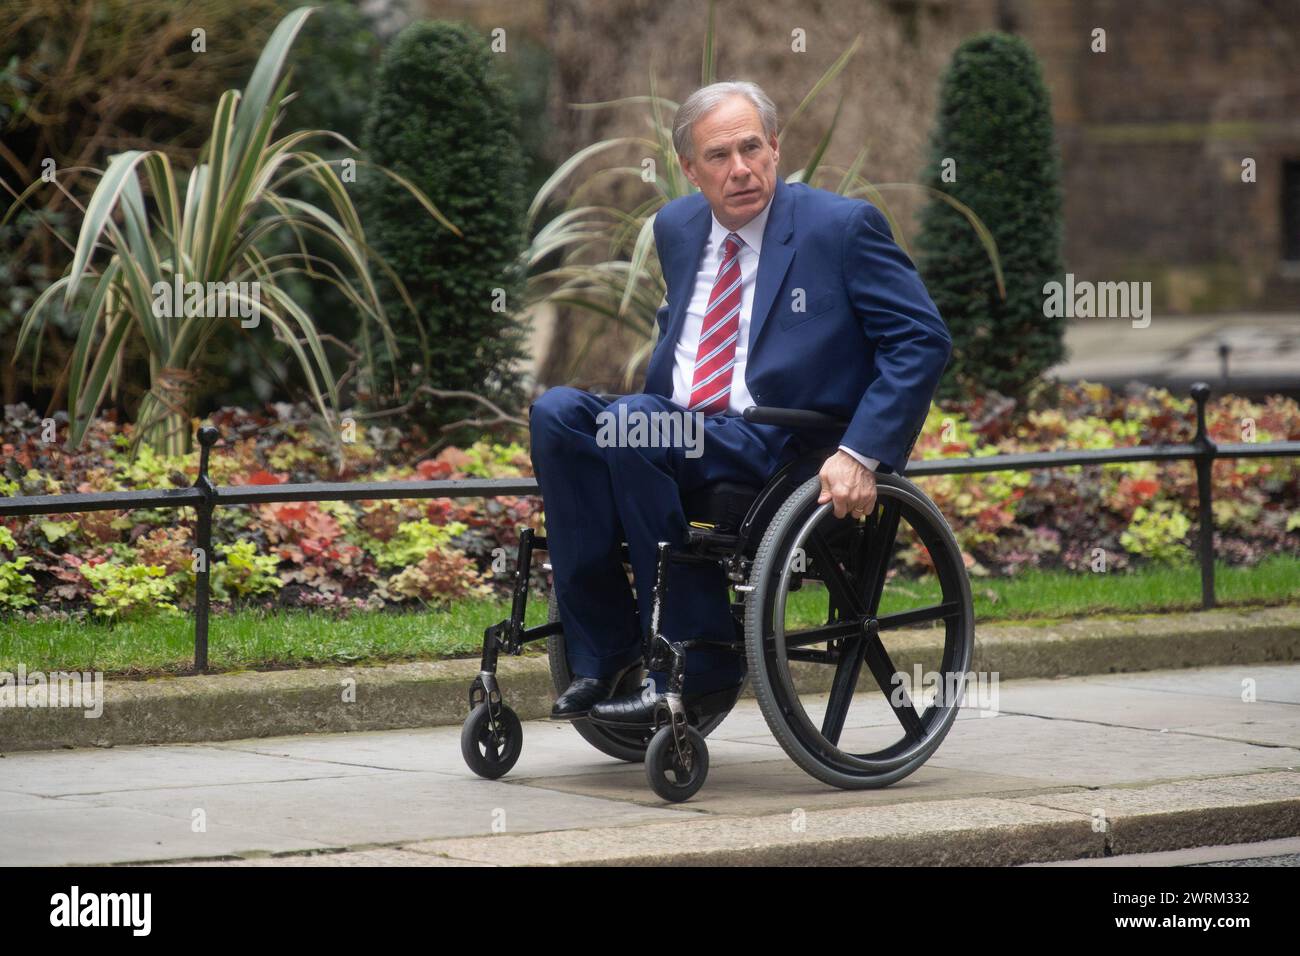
[461,398,975,802]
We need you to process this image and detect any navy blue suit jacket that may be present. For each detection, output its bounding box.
[643,175,952,474]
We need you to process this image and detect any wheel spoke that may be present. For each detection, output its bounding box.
[821,634,866,744]
[859,631,926,740]
[804,526,865,619]
[862,500,901,614]
[877,601,961,630]
[849,508,876,592]
[780,619,862,649]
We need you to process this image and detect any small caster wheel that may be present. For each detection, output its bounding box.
[645,723,709,802]
[461,702,523,779]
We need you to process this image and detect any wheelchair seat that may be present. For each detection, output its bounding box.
[681,481,761,532]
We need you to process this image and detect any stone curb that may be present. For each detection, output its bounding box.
[3,605,1297,753]
[169,771,1300,867]
[401,771,1300,867]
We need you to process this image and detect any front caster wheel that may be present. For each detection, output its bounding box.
[461,702,523,779]
[645,724,709,802]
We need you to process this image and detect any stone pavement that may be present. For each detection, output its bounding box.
[1052,312,1300,395]
[1,663,1296,867]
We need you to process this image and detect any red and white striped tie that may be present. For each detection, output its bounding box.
[687,232,743,414]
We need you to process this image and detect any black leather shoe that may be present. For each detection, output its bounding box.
[588,682,744,728]
[550,676,619,720]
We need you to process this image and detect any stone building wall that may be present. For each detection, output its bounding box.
[412,0,1300,388]
[1013,0,1300,313]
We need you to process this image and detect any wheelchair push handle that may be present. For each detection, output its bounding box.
[591,392,848,433]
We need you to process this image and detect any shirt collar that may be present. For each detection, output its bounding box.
[710,186,775,257]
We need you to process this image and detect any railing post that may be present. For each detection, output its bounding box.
[193,426,220,672]
[1189,383,1217,610]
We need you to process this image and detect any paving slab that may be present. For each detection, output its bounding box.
[0,805,332,867]
[926,714,1293,786]
[60,771,686,860]
[1085,664,1300,704]
[208,720,782,780]
[0,741,387,797]
[512,760,1067,816]
[985,693,1300,749]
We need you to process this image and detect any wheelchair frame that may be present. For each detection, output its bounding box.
[461,401,975,802]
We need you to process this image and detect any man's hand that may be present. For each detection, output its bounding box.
[818,450,877,520]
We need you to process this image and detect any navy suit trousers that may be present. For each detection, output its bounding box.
[528,388,800,695]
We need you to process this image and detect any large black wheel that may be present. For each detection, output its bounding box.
[745,473,975,790]
[546,585,733,763]
[461,702,523,779]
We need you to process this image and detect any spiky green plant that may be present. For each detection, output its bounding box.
[6,5,457,455]
[523,0,1003,388]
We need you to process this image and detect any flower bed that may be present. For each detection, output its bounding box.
[1,383,1296,620]
[914,384,1299,576]
[0,403,541,618]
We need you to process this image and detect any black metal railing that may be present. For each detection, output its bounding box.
[1,382,1296,670]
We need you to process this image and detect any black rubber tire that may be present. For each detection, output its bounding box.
[545,588,651,762]
[645,724,709,802]
[744,474,975,791]
[545,585,737,761]
[460,702,523,779]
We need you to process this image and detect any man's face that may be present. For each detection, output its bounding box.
[679,95,780,231]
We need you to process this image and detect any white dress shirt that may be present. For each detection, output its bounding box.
[667,192,879,473]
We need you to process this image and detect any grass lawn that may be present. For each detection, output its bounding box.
[1,556,1296,677]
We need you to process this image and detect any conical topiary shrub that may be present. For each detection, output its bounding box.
[361,20,530,440]
[916,32,1064,402]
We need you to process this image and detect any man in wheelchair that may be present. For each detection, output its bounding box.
[530,80,952,729]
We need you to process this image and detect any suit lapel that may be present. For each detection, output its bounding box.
[661,201,712,361]
[747,176,796,354]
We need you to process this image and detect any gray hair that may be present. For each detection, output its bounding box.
[672,81,778,161]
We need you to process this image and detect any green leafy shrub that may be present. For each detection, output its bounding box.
[361,20,529,441]
[916,32,1064,402]
[80,561,179,619]
[461,440,529,478]
[371,519,468,569]
[0,525,37,610]
[213,540,283,599]
[38,519,78,545]
[0,559,37,610]
[1120,503,1193,565]
[110,444,192,489]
